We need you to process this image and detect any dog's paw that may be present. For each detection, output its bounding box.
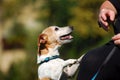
[65,59,77,65]
[77,54,85,62]
[63,59,80,77]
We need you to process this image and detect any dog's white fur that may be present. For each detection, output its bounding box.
[37,26,83,80]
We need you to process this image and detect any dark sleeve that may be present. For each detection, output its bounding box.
[109,0,120,15]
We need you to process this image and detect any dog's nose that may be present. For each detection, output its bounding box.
[69,26,74,30]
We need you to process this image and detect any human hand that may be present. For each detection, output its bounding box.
[112,33,120,45]
[98,8,116,31]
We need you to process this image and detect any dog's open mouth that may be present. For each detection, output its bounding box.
[60,32,73,40]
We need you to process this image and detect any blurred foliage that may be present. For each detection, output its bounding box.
[3,22,28,49]
[0,0,115,80]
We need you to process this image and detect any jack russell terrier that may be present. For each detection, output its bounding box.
[37,26,84,80]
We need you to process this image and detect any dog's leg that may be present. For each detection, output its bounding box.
[63,62,79,76]
[62,59,78,77]
[63,54,84,76]
[64,59,77,66]
[77,54,84,62]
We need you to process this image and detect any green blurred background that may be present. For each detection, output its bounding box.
[0,0,115,80]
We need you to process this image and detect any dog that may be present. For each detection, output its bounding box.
[37,26,84,80]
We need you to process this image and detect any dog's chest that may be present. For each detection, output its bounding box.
[38,58,65,79]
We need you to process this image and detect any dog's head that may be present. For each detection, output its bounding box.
[38,26,73,54]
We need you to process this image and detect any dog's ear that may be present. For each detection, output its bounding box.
[38,34,48,54]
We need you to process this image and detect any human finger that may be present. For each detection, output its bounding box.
[112,34,120,40]
[99,9,109,27]
[114,40,120,45]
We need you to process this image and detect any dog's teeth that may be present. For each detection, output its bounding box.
[70,35,73,39]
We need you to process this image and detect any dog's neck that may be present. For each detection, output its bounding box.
[37,44,61,64]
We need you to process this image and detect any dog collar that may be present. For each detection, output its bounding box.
[39,55,59,65]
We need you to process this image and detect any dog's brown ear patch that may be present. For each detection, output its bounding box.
[38,34,48,54]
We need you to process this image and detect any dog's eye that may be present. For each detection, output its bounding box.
[55,27,59,31]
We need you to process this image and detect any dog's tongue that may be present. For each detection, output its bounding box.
[61,35,73,40]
